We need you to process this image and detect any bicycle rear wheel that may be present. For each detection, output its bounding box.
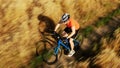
[75,33,84,46]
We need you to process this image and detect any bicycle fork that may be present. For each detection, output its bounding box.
[54,43,61,55]
[54,40,70,55]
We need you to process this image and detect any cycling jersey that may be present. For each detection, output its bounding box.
[64,18,80,38]
[66,18,80,30]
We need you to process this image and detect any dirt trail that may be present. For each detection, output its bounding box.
[81,14,120,51]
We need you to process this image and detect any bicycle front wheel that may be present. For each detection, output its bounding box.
[42,47,62,65]
[36,40,54,56]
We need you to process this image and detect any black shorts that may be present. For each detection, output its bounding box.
[64,27,79,38]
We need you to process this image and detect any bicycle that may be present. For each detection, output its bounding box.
[36,31,83,64]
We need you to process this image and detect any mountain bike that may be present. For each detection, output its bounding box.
[36,31,83,64]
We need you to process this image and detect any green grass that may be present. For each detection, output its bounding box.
[92,43,99,52]
[82,26,94,37]
[81,8,120,53]
[112,8,120,16]
[30,55,43,68]
[30,50,54,68]
[95,8,120,27]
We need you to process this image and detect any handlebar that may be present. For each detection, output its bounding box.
[53,31,61,40]
[53,31,69,44]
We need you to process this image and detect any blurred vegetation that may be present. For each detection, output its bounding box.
[0,0,120,68]
[81,8,120,37]
[82,26,94,37]
[30,55,43,68]
[95,8,120,27]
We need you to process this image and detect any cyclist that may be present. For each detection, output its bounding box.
[54,13,80,57]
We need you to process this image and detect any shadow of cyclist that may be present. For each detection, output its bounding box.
[36,14,56,55]
[37,14,55,33]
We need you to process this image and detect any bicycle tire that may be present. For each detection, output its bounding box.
[36,31,64,64]
[75,33,84,46]
[42,47,62,65]
[36,40,53,56]
[36,39,62,64]
[36,33,56,55]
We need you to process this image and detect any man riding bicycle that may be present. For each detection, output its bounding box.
[54,13,80,57]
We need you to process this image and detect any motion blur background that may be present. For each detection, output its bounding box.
[0,0,120,68]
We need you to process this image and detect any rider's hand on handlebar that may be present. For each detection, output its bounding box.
[67,37,69,39]
[53,31,56,35]
[62,37,69,44]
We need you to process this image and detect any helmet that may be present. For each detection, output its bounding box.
[61,13,70,22]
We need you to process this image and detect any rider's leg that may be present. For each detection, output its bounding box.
[68,38,75,57]
[69,38,74,51]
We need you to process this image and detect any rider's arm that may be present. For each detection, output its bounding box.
[54,24,60,31]
[67,26,75,39]
[54,20,63,31]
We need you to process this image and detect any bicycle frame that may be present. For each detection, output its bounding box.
[54,39,70,55]
[38,32,81,65]
[53,32,79,55]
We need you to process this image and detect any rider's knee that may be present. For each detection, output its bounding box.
[69,38,74,43]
